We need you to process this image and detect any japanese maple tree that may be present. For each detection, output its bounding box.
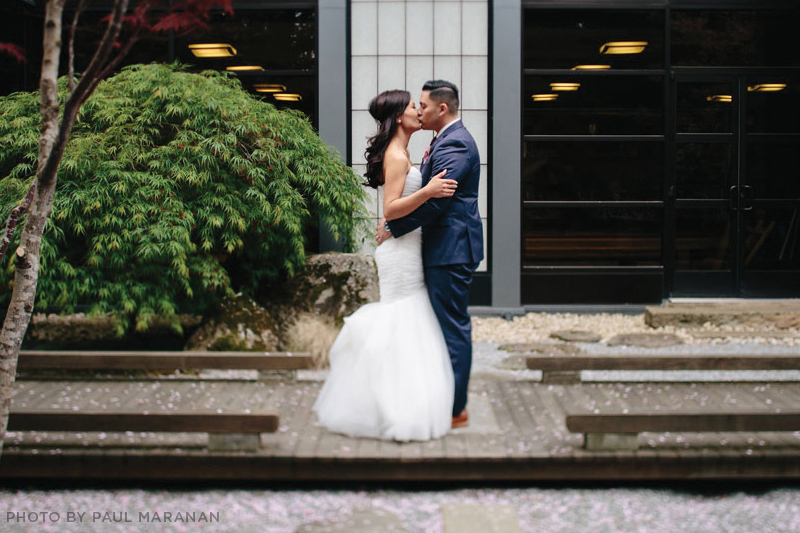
[0,0,233,457]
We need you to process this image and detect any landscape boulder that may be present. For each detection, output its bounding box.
[184,294,280,352]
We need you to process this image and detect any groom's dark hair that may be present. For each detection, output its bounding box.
[423,80,459,114]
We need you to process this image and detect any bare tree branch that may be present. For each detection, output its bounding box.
[38,0,130,191]
[67,0,91,93]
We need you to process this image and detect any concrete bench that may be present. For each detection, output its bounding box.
[566,411,800,451]
[525,353,800,383]
[8,410,278,452]
[12,350,304,452]
[17,350,314,380]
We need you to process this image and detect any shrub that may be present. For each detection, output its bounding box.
[0,63,367,333]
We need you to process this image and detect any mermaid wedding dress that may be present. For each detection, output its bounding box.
[312,167,455,441]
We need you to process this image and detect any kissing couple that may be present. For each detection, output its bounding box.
[313,80,484,441]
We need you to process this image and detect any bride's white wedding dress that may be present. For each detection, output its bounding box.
[312,167,455,441]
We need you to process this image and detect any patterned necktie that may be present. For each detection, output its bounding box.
[422,136,435,164]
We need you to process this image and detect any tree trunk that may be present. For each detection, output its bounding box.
[0,0,66,459]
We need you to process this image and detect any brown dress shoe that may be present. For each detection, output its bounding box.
[451,409,469,428]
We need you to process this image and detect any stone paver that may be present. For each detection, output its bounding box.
[442,503,521,533]
[498,343,583,355]
[296,506,411,533]
[606,333,684,348]
[550,330,602,343]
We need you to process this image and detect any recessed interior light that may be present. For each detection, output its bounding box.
[571,65,611,71]
[707,94,733,103]
[226,65,264,72]
[599,41,648,55]
[274,93,302,102]
[747,83,787,92]
[188,43,237,58]
[550,83,581,92]
[253,84,287,93]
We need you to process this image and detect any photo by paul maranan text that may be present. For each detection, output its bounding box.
[6,510,221,524]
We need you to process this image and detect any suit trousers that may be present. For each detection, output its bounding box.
[424,262,478,417]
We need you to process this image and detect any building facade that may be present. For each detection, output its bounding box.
[2,0,799,308]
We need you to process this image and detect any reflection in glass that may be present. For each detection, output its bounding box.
[523,142,662,201]
[524,76,663,135]
[746,143,800,200]
[676,143,733,199]
[677,82,734,133]
[741,207,800,271]
[746,79,800,134]
[676,209,732,271]
[523,208,662,267]
[523,10,664,70]
[672,10,800,67]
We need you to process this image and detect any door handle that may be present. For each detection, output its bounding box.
[741,185,754,211]
[730,185,738,210]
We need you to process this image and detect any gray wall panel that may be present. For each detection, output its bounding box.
[492,0,522,307]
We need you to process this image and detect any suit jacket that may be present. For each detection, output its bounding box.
[387,120,484,267]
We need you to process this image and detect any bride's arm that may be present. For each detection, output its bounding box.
[383,153,457,221]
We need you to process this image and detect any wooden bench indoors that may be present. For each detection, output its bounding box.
[10,349,314,452]
[525,353,800,384]
[566,410,800,451]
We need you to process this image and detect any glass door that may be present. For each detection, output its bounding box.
[671,74,738,295]
[670,72,800,296]
[740,73,800,296]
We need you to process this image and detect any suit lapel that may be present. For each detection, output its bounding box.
[421,121,464,183]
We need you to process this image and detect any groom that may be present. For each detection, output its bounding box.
[377,80,484,428]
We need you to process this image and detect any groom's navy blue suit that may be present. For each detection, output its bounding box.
[386,120,484,417]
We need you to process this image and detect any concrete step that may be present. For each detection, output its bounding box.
[645,301,800,329]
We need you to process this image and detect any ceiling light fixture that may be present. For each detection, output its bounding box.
[571,65,611,71]
[253,84,287,93]
[550,83,580,91]
[747,83,788,92]
[226,65,264,72]
[707,94,733,103]
[274,93,302,102]
[599,41,648,55]
[188,43,237,58]
[532,94,559,102]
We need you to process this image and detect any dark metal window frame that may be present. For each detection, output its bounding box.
[61,2,320,126]
[521,4,668,281]
[521,0,800,302]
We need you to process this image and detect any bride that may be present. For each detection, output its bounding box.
[312,89,458,441]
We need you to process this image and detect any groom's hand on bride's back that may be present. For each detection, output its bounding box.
[375,217,392,245]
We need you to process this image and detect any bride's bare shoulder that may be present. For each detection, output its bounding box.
[383,148,411,179]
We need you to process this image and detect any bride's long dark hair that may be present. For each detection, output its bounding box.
[364,90,411,189]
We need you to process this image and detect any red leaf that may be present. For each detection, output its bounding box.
[152,13,209,33]
[152,0,233,34]
[0,43,26,64]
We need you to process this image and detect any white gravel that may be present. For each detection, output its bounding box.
[2,486,799,532]
[471,312,800,382]
[472,312,800,346]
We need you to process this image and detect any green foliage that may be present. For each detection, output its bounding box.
[0,63,367,333]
